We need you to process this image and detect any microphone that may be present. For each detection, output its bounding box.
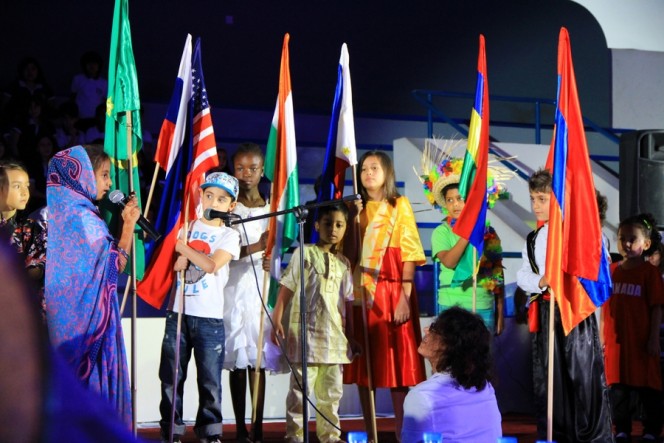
[203,208,237,221]
[108,190,162,241]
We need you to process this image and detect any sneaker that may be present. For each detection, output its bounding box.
[200,436,222,443]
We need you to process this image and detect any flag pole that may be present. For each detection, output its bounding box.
[251,269,270,424]
[546,288,556,442]
[252,180,274,425]
[352,167,378,443]
[472,247,477,313]
[121,161,157,316]
[170,195,190,443]
[144,162,161,221]
[120,274,131,315]
[125,111,138,435]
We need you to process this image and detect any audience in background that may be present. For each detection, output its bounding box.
[71,51,107,130]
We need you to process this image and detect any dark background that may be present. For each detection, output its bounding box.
[1,0,610,125]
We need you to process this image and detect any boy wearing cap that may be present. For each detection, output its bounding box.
[158,172,241,443]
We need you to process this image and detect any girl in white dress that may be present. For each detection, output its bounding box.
[224,143,269,442]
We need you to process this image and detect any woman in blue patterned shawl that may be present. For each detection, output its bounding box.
[45,145,140,426]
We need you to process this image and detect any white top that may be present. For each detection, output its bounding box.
[230,201,270,263]
[223,201,271,369]
[516,223,549,294]
[169,220,240,319]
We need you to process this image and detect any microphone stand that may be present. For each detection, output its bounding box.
[224,194,360,443]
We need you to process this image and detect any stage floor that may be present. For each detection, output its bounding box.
[136,414,646,442]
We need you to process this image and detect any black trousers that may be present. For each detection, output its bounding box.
[610,383,663,437]
[531,300,614,443]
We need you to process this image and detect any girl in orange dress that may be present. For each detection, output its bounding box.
[343,150,426,441]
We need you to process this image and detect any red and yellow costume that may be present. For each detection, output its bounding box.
[343,196,426,388]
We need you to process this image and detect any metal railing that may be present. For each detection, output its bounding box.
[412,89,624,176]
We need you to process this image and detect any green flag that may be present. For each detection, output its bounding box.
[103,0,145,278]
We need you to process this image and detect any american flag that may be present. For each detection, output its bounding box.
[185,38,219,219]
[138,36,220,308]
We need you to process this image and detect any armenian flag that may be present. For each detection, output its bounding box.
[544,27,612,335]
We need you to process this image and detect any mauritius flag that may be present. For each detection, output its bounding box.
[544,28,612,335]
[264,34,299,308]
[103,0,145,278]
[452,35,490,285]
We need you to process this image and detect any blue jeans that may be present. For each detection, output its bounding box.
[159,311,225,439]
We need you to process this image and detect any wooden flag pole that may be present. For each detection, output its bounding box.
[252,184,275,425]
[120,274,131,315]
[251,272,270,423]
[169,195,190,443]
[472,247,477,313]
[121,161,158,316]
[144,162,161,217]
[546,288,556,442]
[352,167,378,443]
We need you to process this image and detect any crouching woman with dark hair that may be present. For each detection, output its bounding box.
[401,307,502,443]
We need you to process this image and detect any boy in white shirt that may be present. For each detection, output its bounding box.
[159,172,241,443]
[516,168,612,443]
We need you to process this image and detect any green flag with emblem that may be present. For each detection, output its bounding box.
[103,0,145,278]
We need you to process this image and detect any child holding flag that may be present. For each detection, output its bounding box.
[419,140,506,334]
[343,150,426,440]
[271,203,356,443]
[158,172,241,443]
[603,213,663,443]
[516,168,613,443]
[223,142,271,442]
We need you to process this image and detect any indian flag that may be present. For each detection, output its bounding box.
[264,33,299,307]
[452,34,490,285]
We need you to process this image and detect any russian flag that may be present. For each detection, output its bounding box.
[319,43,357,202]
[137,35,192,309]
[138,35,224,309]
[545,28,612,335]
[452,35,490,283]
[154,35,192,174]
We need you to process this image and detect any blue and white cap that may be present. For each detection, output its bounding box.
[201,172,239,200]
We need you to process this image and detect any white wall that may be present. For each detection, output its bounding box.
[572,0,664,52]
[611,49,664,130]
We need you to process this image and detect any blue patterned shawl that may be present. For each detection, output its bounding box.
[45,146,131,426]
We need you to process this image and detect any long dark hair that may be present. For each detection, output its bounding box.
[356,150,400,206]
[429,307,492,391]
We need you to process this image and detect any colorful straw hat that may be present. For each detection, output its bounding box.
[416,137,513,214]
